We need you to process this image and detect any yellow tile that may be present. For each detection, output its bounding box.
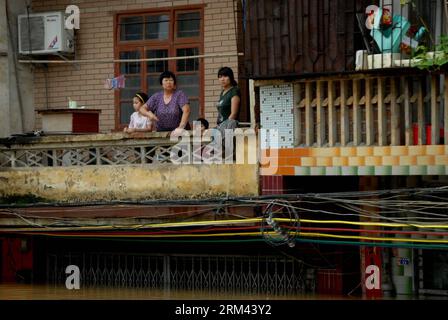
[416,155,435,166]
[365,156,382,166]
[316,157,333,167]
[311,147,341,157]
[399,156,417,166]
[390,146,409,156]
[426,145,445,155]
[435,155,448,166]
[382,156,400,166]
[301,157,316,167]
[340,147,357,157]
[408,146,427,156]
[356,147,374,157]
[373,146,391,156]
[332,157,349,166]
[348,156,365,166]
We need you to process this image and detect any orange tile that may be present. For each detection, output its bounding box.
[340,147,357,157]
[279,148,310,157]
[301,157,317,167]
[390,146,409,156]
[416,155,436,166]
[356,147,374,157]
[311,147,341,157]
[408,146,427,156]
[316,157,333,167]
[276,166,296,176]
[435,155,448,166]
[373,146,391,156]
[365,156,382,166]
[348,156,365,166]
[332,157,349,166]
[399,156,417,166]
[382,156,400,166]
[426,145,445,155]
[295,148,312,157]
[285,157,302,166]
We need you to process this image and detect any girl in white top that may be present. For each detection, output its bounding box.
[124,92,153,133]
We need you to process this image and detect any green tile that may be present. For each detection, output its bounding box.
[341,166,358,176]
[310,167,326,176]
[427,165,445,175]
[295,166,311,176]
[358,166,375,175]
[392,166,410,175]
[374,166,392,175]
[325,167,342,176]
[409,165,428,175]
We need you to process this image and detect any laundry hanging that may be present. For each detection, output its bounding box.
[104,75,126,90]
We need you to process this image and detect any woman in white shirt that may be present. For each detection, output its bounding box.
[123,92,153,133]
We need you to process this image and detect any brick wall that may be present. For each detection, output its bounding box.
[32,0,239,132]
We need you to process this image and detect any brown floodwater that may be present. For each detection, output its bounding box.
[0,284,438,300]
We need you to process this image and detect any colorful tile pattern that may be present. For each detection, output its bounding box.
[261,145,448,176]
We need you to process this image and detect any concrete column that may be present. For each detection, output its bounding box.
[0,0,34,138]
[0,0,11,138]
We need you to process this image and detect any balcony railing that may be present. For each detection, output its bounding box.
[294,71,448,147]
[0,132,195,168]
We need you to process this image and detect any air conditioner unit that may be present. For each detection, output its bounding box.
[18,11,74,55]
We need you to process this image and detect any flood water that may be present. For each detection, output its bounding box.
[0,284,358,300]
[0,284,437,300]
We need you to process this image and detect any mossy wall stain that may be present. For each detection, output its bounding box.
[0,164,259,203]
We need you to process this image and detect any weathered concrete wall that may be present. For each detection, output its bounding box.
[0,0,35,138]
[0,163,259,202]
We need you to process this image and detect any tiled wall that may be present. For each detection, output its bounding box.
[261,145,448,176]
[260,84,294,149]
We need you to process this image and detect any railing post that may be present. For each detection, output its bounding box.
[402,77,413,146]
[353,79,361,146]
[316,81,324,147]
[366,78,374,146]
[340,80,349,146]
[328,80,337,147]
[391,77,400,146]
[293,83,302,146]
[378,77,387,146]
[431,75,440,145]
[305,82,314,146]
[417,79,425,145]
[96,147,101,165]
[140,146,146,164]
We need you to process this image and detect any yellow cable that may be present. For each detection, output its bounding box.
[3,217,448,233]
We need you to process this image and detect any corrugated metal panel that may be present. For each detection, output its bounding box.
[243,0,374,78]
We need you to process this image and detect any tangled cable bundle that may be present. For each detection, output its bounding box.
[261,200,300,248]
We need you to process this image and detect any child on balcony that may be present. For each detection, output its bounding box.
[123,92,153,133]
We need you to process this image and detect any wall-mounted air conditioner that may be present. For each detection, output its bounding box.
[18,11,74,55]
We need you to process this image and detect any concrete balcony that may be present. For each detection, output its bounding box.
[0,131,259,203]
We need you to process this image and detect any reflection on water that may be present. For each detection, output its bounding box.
[1,284,439,300]
[0,284,358,300]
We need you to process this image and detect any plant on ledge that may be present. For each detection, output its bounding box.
[400,0,448,70]
[412,35,448,70]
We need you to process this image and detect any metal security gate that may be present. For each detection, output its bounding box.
[47,252,309,295]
